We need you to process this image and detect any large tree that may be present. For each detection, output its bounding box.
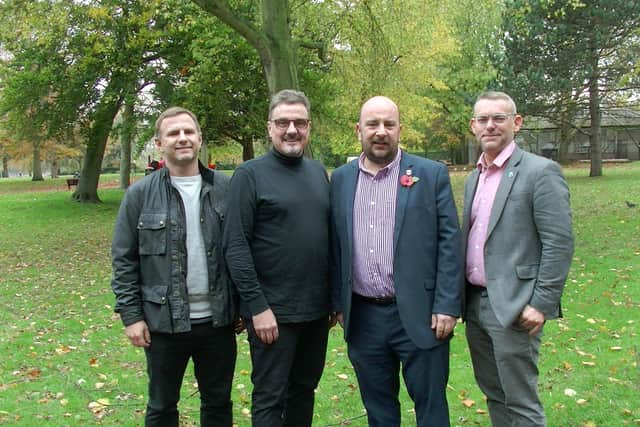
[498,0,640,175]
[192,0,306,94]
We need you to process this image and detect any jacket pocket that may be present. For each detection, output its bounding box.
[142,285,171,331]
[424,278,436,291]
[137,212,167,255]
[516,264,539,279]
[142,285,169,304]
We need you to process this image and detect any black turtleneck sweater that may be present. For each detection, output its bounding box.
[222,149,330,322]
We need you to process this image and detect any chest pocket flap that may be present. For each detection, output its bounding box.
[138,212,167,255]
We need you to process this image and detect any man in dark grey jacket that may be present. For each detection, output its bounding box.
[111,107,237,427]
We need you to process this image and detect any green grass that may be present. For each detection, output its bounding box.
[0,163,638,426]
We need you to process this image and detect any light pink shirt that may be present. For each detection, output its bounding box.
[466,141,516,286]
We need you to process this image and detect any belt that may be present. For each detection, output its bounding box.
[467,285,488,297]
[353,293,396,306]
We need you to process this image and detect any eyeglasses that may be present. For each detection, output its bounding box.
[473,114,515,126]
[270,118,310,130]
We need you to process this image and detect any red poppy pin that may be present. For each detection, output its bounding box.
[400,169,420,187]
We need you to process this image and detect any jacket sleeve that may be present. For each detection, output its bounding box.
[329,172,343,313]
[222,167,269,316]
[529,162,574,316]
[432,164,463,317]
[111,187,145,326]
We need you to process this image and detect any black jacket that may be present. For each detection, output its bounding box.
[111,163,235,333]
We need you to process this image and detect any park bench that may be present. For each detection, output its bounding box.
[66,178,79,190]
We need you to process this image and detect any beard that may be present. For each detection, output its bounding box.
[275,136,305,158]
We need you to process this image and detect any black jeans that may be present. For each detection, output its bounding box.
[247,317,329,427]
[144,323,237,427]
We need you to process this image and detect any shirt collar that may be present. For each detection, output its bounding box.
[358,149,402,177]
[477,141,516,171]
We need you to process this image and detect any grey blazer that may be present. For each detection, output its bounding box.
[461,146,574,327]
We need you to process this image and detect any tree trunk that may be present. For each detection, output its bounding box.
[32,141,44,181]
[51,155,59,178]
[73,93,124,203]
[2,154,8,178]
[242,138,255,161]
[588,76,602,177]
[260,0,298,93]
[119,98,134,190]
[558,118,571,165]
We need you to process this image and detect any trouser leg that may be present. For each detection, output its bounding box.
[191,323,237,427]
[282,317,329,427]
[347,299,402,427]
[145,332,190,427]
[466,290,545,427]
[398,339,451,427]
[247,320,297,427]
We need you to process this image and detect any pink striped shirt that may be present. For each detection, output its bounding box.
[352,151,401,297]
[466,141,516,286]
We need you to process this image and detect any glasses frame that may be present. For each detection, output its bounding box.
[472,113,516,126]
[270,118,311,130]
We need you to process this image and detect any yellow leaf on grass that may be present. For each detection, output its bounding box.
[462,399,475,408]
[581,361,596,367]
[336,373,348,380]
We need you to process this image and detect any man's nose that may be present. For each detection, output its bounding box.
[286,121,297,133]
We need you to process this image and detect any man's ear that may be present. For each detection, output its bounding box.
[514,114,524,132]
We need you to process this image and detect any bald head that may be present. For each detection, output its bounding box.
[357,96,402,171]
[359,96,400,124]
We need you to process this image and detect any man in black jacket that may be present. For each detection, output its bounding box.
[111,107,237,426]
[223,90,330,426]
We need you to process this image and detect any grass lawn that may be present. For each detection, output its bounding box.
[0,164,638,426]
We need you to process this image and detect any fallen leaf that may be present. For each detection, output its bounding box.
[564,388,577,397]
[462,399,475,408]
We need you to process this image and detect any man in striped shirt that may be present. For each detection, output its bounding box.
[330,96,462,426]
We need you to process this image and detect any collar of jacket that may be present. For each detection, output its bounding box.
[157,161,216,186]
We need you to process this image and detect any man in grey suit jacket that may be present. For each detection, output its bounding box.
[331,96,462,426]
[462,91,574,426]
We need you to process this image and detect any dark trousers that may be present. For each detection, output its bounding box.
[144,323,237,427]
[247,317,329,427]
[348,297,451,427]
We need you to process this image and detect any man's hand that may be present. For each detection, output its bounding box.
[431,313,457,340]
[252,309,278,344]
[519,305,545,335]
[125,320,151,347]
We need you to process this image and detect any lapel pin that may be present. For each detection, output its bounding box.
[508,171,514,178]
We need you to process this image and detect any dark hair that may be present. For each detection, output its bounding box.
[154,107,202,139]
[268,90,311,119]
